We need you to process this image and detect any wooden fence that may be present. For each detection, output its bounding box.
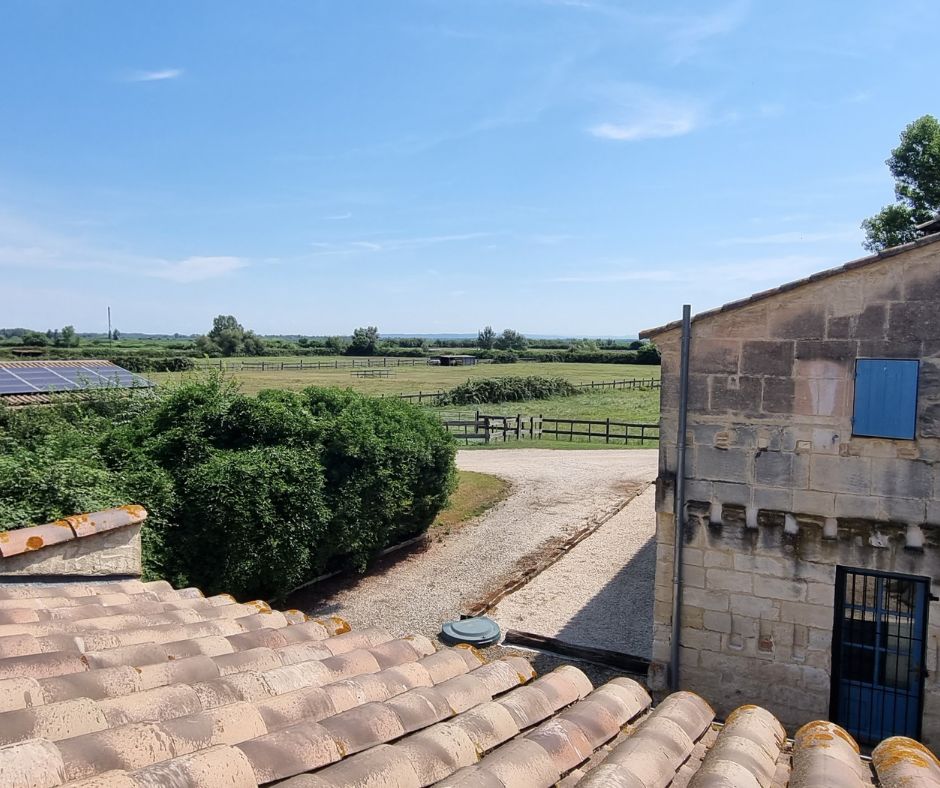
[442,412,659,445]
[384,378,660,407]
[194,357,433,371]
[573,377,660,392]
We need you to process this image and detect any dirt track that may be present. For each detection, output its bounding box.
[294,448,657,640]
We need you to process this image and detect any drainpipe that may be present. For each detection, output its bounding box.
[670,304,692,692]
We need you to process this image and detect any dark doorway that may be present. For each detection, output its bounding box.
[830,566,930,745]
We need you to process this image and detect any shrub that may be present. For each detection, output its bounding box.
[0,377,456,600]
[174,446,329,597]
[439,376,578,406]
[110,355,196,373]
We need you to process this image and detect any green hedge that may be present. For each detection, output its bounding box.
[109,355,196,372]
[439,376,578,406]
[0,378,456,599]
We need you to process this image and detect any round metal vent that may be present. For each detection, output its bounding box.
[440,616,501,647]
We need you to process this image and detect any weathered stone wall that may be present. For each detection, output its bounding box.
[647,239,940,744]
[0,524,142,577]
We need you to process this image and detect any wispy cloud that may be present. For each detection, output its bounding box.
[663,1,750,64]
[529,0,749,64]
[310,232,492,255]
[148,256,247,283]
[126,68,184,82]
[589,85,702,142]
[551,254,833,286]
[322,212,352,221]
[0,210,246,283]
[551,270,679,283]
[718,227,859,246]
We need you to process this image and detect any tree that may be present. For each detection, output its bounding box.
[325,336,348,354]
[195,315,266,357]
[494,328,528,351]
[57,325,78,348]
[348,326,379,356]
[110,328,120,341]
[477,326,496,350]
[862,115,940,251]
[20,330,48,347]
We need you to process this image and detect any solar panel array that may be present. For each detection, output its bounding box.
[0,363,152,396]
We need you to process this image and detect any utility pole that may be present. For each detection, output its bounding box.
[107,306,112,351]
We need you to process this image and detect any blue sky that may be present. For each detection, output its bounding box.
[1,1,938,337]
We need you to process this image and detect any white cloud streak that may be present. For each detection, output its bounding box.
[718,228,859,246]
[309,232,492,255]
[148,256,248,283]
[589,86,702,142]
[0,211,246,283]
[127,68,184,82]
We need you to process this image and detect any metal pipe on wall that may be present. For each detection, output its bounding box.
[670,304,692,692]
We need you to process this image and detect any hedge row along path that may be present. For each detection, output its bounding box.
[290,448,657,640]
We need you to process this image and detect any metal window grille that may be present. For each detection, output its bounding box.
[830,566,930,745]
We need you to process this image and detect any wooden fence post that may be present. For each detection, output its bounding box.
[606,418,611,444]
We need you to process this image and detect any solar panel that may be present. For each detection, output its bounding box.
[0,363,153,397]
[9,368,80,390]
[0,368,38,394]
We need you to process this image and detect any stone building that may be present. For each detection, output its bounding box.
[641,228,940,748]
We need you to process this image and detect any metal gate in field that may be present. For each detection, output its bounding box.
[830,566,930,745]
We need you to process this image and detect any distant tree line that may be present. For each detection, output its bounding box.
[1,316,660,364]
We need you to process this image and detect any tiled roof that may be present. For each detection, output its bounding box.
[639,230,940,339]
[0,507,147,558]
[0,582,937,786]
[1,518,938,786]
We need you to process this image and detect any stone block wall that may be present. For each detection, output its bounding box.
[0,507,146,578]
[646,239,940,745]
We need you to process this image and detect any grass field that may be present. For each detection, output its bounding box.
[151,361,660,397]
[428,387,660,423]
[430,470,510,536]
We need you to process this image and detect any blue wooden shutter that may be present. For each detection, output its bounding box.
[853,359,919,439]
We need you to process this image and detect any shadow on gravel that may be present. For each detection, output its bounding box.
[285,537,433,615]
[551,534,656,660]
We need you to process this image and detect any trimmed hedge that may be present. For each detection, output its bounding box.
[0,378,456,599]
[109,355,196,373]
[439,376,578,406]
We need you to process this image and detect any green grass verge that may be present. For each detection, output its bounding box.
[431,470,510,535]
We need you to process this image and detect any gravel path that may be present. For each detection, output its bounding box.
[490,484,657,659]
[293,448,657,640]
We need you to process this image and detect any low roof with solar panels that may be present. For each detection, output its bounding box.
[0,360,152,406]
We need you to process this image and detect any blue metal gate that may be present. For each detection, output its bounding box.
[830,567,929,745]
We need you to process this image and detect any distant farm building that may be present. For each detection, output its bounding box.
[435,355,478,366]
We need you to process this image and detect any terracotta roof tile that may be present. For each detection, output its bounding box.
[0,516,936,787]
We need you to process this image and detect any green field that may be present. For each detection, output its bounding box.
[429,387,660,423]
[151,361,660,397]
[148,361,662,450]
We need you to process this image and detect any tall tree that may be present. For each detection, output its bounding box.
[494,328,528,351]
[59,325,78,347]
[477,326,495,349]
[195,315,266,357]
[862,115,940,251]
[348,326,380,356]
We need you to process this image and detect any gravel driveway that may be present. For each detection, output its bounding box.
[491,484,657,659]
[293,448,657,640]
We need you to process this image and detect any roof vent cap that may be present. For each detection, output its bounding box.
[441,616,501,647]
